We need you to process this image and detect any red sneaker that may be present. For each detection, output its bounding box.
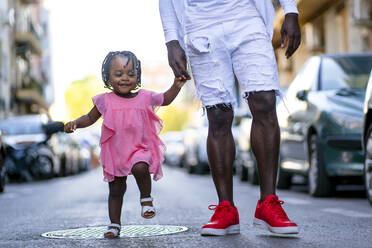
[201,201,240,236]
[253,195,299,234]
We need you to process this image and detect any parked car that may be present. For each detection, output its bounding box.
[0,131,7,192]
[362,69,372,205]
[49,132,81,176]
[161,131,185,167]
[235,111,258,184]
[70,130,97,172]
[276,53,372,197]
[0,115,64,181]
[182,125,209,174]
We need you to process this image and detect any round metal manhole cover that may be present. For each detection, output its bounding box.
[41,225,188,239]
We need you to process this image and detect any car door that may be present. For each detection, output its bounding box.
[277,57,321,173]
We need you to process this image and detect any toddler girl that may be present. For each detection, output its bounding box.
[64,51,186,238]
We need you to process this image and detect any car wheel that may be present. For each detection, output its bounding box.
[277,167,292,189]
[59,156,67,177]
[308,135,333,197]
[0,165,6,193]
[20,169,33,182]
[34,156,54,179]
[236,160,248,181]
[187,164,195,174]
[247,151,259,185]
[364,125,372,205]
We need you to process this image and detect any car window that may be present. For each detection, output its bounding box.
[320,56,372,90]
[285,57,321,101]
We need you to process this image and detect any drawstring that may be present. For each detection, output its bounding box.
[208,204,220,211]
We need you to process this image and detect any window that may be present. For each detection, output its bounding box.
[320,55,372,91]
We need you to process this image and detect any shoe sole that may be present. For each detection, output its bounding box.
[253,217,299,234]
[201,224,240,236]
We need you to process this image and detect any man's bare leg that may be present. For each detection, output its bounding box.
[206,104,235,205]
[248,91,279,202]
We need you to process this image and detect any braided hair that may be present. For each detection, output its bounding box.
[101,51,141,91]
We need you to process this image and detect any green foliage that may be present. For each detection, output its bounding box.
[65,75,107,120]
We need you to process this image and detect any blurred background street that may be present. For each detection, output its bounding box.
[0,0,372,247]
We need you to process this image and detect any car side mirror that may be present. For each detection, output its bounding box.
[43,121,64,136]
[296,90,308,101]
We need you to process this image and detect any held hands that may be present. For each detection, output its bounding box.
[64,121,77,133]
[174,77,187,89]
[281,13,301,59]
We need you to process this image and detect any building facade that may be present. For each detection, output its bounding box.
[273,0,372,86]
[0,0,52,119]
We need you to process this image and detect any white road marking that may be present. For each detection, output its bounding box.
[283,198,311,205]
[322,208,372,218]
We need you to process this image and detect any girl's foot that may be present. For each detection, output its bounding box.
[104,223,121,238]
[141,197,156,219]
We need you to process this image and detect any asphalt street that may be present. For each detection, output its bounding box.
[0,165,371,248]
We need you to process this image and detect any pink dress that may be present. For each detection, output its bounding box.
[92,89,165,182]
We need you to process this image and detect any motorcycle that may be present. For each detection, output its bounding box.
[3,121,64,182]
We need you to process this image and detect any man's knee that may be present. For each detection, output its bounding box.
[206,103,233,135]
[248,91,277,116]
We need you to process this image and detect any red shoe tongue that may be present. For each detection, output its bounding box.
[264,195,278,202]
[219,201,231,206]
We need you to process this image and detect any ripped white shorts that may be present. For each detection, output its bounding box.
[185,15,280,107]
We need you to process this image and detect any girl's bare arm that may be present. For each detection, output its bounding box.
[162,77,186,106]
[64,106,101,133]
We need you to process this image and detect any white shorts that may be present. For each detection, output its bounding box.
[186,15,280,107]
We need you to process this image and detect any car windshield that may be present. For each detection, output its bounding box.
[0,121,43,135]
[321,55,372,91]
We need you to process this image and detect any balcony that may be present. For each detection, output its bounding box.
[14,31,42,55]
[16,88,46,109]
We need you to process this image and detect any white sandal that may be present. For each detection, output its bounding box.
[104,223,121,238]
[141,197,156,219]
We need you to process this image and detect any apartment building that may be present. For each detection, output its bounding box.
[0,0,52,118]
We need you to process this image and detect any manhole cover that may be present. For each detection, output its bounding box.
[41,225,188,239]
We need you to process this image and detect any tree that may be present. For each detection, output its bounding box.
[65,75,107,120]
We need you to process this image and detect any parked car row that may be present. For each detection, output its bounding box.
[161,110,246,175]
[0,114,96,191]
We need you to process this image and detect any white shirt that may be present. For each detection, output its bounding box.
[185,0,260,34]
[159,0,298,48]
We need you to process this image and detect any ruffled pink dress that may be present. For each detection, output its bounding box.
[92,89,165,182]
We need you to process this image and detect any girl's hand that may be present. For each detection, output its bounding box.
[174,77,186,89]
[64,121,77,133]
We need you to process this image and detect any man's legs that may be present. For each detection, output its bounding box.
[248,91,299,234]
[206,104,235,205]
[247,91,279,202]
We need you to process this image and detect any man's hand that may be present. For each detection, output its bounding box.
[281,13,301,59]
[166,40,191,80]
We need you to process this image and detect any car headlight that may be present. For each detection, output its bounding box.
[330,112,363,130]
